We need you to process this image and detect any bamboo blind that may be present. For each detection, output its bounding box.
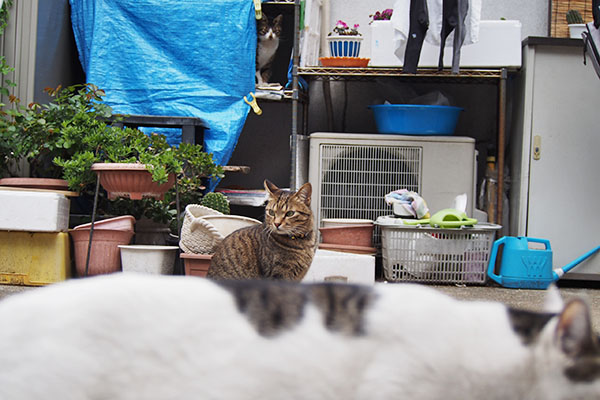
[550,0,593,37]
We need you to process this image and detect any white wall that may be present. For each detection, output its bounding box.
[325,0,549,60]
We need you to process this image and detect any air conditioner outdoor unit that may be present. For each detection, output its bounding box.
[308,133,477,242]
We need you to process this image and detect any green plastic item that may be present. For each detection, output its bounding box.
[430,208,477,228]
[402,208,477,228]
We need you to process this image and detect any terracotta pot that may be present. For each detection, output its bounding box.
[180,253,212,277]
[69,228,134,276]
[73,215,136,231]
[91,163,175,200]
[0,177,69,191]
[319,224,374,247]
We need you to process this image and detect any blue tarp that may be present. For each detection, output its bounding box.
[69,0,256,184]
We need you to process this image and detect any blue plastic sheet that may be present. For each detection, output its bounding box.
[70,0,256,182]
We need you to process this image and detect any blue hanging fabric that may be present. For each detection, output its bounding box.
[69,0,256,189]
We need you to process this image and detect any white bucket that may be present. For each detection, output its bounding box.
[119,245,178,275]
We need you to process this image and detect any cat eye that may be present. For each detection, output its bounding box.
[267,209,275,216]
[285,211,295,217]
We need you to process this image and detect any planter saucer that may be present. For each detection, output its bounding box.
[318,243,377,255]
[319,57,370,67]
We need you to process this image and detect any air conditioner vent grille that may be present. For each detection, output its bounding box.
[319,144,422,234]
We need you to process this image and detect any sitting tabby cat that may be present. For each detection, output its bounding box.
[208,180,317,281]
[0,274,598,399]
[256,14,283,85]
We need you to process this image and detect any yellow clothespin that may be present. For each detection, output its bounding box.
[253,0,262,20]
[244,92,262,115]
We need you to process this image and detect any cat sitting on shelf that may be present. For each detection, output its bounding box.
[0,274,598,399]
[256,14,283,86]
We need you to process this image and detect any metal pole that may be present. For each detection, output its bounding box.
[290,0,301,190]
[496,68,507,226]
[84,176,101,277]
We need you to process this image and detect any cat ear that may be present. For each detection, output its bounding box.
[294,182,312,205]
[555,299,597,358]
[274,14,283,24]
[264,179,281,197]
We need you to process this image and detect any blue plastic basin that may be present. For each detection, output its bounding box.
[369,104,463,135]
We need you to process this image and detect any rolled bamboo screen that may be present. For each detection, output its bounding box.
[550,0,593,37]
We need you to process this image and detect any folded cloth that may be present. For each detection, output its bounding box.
[385,189,430,219]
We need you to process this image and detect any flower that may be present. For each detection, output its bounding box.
[329,20,362,36]
[369,9,393,24]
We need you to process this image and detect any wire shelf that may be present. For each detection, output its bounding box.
[298,67,507,83]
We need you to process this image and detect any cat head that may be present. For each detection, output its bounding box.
[552,299,600,385]
[263,180,313,237]
[257,14,283,41]
[511,296,600,395]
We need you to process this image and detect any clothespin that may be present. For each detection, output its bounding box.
[244,92,262,115]
[253,0,262,20]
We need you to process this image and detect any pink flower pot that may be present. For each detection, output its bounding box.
[91,163,175,200]
[69,229,134,276]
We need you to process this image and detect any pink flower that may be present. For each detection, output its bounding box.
[353,24,360,29]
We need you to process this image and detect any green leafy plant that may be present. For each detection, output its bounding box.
[1,80,224,231]
[566,9,584,24]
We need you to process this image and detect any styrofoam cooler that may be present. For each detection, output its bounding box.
[0,190,70,232]
[369,20,522,68]
[303,249,375,284]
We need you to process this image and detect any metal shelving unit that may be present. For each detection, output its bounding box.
[289,0,510,223]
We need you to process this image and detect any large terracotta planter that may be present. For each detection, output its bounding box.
[70,228,134,276]
[91,163,175,200]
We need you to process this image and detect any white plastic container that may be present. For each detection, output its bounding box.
[119,245,178,275]
[0,190,70,232]
[370,20,522,68]
[303,249,375,284]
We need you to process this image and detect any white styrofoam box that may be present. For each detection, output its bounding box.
[0,190,70,232]
[370,20,522,68]
[303,249,375,284]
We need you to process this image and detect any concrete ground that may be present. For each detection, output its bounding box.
[1,280,599,332]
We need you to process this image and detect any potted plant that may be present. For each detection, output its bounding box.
[566,9,585,39]
[327,20,363,58]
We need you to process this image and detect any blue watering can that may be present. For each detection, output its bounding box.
[487,236,600,289]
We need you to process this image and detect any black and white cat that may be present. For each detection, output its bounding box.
[256,14,283,86]
[0,273,598,399]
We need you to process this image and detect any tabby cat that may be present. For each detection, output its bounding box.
[0,274,598,399]
[208,180,317,281]
[256,14,283,85]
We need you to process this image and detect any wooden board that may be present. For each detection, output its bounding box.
[550,0,593,37]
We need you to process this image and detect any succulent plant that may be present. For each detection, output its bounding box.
[566,9,584,24]
[201,192,230,215]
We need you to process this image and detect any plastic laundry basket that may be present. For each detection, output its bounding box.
[376,216,501,284]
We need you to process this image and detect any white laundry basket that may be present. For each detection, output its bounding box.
[376,216,501,284]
